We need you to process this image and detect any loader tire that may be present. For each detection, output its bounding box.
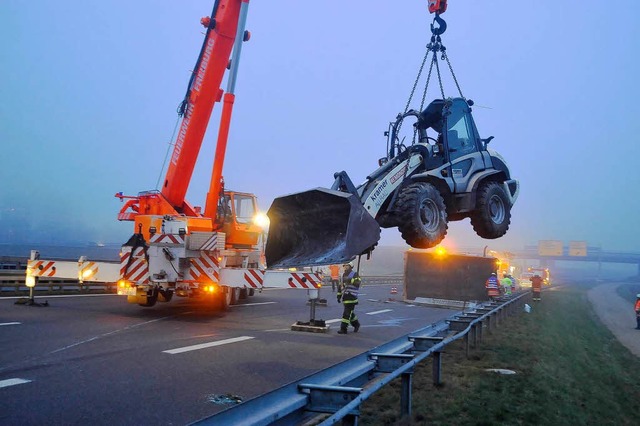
[470,181,511,239]
[396,182,448,248]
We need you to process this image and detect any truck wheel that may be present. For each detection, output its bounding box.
[138,290,158,307]
[239,288,248,300]
[218,286,231,311]
[470,181,511,239]
[230,287,240,305]
[396,182,448,248]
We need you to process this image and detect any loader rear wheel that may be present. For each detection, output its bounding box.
[470,181,511,239]
[396,182,448,248]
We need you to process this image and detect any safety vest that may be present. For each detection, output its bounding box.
[340,270,361,303]
[329,265,340,280]
[486,275,500,296]
[530,276,543,291]
[634,299,640,312]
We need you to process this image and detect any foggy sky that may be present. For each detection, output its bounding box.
[1,0,639,253]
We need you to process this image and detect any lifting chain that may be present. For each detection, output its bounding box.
[394,12,465,148]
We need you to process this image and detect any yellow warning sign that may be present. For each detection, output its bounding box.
[538,240,563,256]
[569,241,587,256]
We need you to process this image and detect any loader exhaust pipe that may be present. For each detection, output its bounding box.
[265,188,381,269]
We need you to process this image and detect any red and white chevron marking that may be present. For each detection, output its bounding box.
[80,262,99,278]
[27,260,57,277]
[188,253,220,283]
[120,247,149,284]
[243,269,264,288]
[149,234,185,245]
[288,272,322,289]
[200,234,219,251]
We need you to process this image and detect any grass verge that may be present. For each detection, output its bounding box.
[361,286,640,425]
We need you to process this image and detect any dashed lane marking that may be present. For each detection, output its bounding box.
[0,378,31,389]
[0,322,21,326]
[231,302,276,307]
[163,336,254,355]
[366,309,393,315]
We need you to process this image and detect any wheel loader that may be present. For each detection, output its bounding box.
[266,97,519,268]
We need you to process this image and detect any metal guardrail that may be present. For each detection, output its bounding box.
[192,292,528,425]
[1,275,401,296]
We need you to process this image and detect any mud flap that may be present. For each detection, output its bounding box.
[265,188,381,268]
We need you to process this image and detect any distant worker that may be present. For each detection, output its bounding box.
[530,273,543,301]
[501,274,513,296]
[485,272,500,301]
[635,294,640,330]
[328,264,341,293]
[336,262,361,334]
[507,274,518,292]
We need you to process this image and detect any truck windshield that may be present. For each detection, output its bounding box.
[445,99,477,159]
[233,194,256,224]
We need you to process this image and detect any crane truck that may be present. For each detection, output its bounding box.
[265,1,520,268]
[26,0,323,308]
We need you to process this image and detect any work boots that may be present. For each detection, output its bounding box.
[337,328,348,334]
[353,320,360,333]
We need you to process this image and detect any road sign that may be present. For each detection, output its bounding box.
[538,240,563,256]
[569,241,587,256]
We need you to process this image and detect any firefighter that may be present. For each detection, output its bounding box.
[485,272,500,300]
[336,262,361,334]
[328,264,341,292]
[635,294,640,330]
[530,273,543,301]
[501,274,513,296]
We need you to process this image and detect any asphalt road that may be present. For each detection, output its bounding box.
[0,284,456,425]
[588,281,640,357]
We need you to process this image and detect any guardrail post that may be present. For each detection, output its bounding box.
[432,351,442,386]
[401,372,412,417]
[369,353,415,418]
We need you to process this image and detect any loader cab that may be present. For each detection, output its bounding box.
[442,98,482,161]
[440,98,489,192]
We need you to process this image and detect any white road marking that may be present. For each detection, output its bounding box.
[0,322,21,326]
[49,316,173,354]
[231,301,276,307]
[0,294,117,300]
[366,309,393,315]
[163,336,254,355]
[0,378,31,389]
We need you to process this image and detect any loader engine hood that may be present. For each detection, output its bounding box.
[488,149,513,180]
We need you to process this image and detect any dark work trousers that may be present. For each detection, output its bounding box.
[340,294,360,331]
[636,312,640,330]
[331,279,339,292]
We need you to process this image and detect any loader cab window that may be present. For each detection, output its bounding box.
[444,99,478,161]
[232,194,257,224]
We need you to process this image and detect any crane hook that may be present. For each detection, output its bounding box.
[430,14,447,36]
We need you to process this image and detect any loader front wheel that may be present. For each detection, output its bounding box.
[470,181,511,239]
[396,182,448,248]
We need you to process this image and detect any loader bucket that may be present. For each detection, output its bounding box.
[265,188,381,269]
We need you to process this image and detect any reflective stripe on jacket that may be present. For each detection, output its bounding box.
[340,270,361,303]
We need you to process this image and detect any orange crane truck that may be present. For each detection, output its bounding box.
[26,0,323,309]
